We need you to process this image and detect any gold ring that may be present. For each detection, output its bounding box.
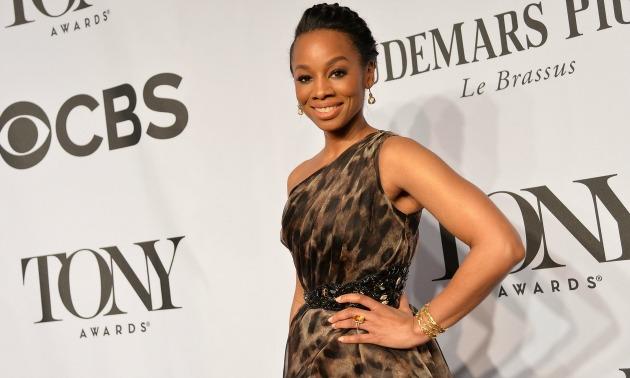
[353,314,365,324]
[353,314,365,334]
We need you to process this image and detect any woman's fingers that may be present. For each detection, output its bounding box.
[327,306,370,323]
[334,292,381,311]
[331,318,374,331]
[337,332,377,344]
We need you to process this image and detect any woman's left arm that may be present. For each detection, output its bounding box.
[381,135,525,333]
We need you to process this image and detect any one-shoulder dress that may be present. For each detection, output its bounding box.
[280,129,453,377]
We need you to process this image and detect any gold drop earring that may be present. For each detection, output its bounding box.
[297,104,304,115]
[367,88,376,104]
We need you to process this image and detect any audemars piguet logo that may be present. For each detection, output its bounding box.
[21,236,184,338]
[5,0,111,36]
[429,174,628,298]
[373,1,629,97]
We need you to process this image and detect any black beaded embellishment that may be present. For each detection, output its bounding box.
[303,263,410,311]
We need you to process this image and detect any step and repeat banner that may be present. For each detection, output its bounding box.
[1,0,628,377]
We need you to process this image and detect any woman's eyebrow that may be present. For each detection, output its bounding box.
[294,55,349,71]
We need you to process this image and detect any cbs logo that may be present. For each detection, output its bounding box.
[0,72,188,169]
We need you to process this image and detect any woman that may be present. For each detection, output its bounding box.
[280,3,525,377]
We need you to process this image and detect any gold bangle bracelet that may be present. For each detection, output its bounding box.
[415,313,438,338]
[422,303,447,333]
[414,303,447,339]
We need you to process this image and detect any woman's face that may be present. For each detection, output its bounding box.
[291,29,374,132]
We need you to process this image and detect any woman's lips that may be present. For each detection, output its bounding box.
[311,103,343,120]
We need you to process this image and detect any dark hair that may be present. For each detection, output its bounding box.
[289,2,378,74]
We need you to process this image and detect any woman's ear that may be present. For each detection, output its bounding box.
[364,60,377,88]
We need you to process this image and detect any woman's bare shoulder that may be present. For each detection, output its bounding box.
[379,133,448,175]
[379,134,438,181]
[381,133,432,155]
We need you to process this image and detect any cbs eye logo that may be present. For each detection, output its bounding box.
[0,72,188,169]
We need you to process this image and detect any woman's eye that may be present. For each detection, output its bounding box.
[297,75,310,83]
[296,70,345,83]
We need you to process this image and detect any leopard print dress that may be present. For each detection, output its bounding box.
[280,129,454,377]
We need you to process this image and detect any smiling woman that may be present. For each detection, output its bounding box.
[289,19,375,130]
[280,2,524,378]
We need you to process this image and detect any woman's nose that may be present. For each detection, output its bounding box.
[312,77,333,99]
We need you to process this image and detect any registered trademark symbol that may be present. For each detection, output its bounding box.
[105,9,110,15]
[596,275,602,281]
[147,321,150,327]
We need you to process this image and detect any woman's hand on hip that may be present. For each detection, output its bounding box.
[327,291,431,349]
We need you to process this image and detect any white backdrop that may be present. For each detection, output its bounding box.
[1,0,629,377]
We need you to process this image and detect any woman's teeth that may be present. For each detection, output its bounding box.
[314,104,341,113]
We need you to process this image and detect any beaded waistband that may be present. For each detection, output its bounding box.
[303,263,410,311]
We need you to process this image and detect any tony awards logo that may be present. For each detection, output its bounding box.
[21,236,184,338]
[5,0,111,36]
